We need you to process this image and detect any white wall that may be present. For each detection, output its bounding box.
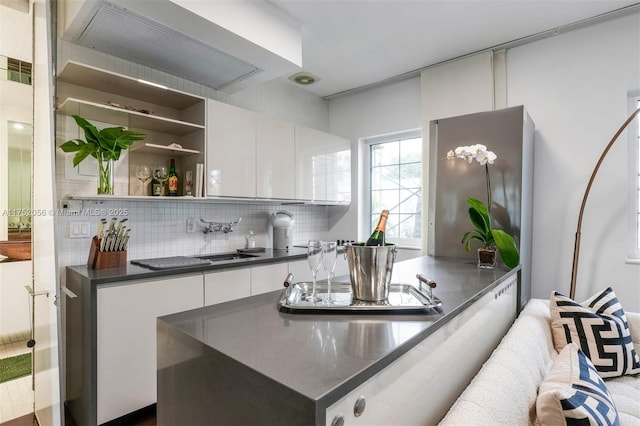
[327,11,639,311]
[507,12,640,310]
[328,76,422,242]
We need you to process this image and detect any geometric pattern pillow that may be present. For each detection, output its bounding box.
[550,287,640,378]
[536,343,620,425]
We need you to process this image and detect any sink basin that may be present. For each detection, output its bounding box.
[196,253,259,262]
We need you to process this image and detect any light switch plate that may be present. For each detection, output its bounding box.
[69,221,91,239]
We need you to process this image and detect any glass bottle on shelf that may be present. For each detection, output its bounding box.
[168,158,178,196]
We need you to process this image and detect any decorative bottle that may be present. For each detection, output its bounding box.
[168,158,178,196]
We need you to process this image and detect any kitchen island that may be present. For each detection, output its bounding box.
[157,256,521,425]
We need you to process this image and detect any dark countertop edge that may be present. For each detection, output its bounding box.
[314,266,519,410]
[66,249,308,285]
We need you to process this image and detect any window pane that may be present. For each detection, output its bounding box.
[399,190,421,215]
[400,162,421,188]
[400,137,422,163]
[371,141,399,167]
[371,189,398,214]
[398,214,421,239]
[372,165,399,190]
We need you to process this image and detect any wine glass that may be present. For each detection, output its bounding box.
[135,164,151,195]
[321,241,337,304]
[153,166,168,196]
[305,240,322,303]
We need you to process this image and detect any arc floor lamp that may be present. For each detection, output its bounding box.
[570,105,640,299]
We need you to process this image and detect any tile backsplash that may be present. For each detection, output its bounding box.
[56,200,329,269]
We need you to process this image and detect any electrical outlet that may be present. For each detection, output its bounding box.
[69,222,91,239]
[186,218,195,233]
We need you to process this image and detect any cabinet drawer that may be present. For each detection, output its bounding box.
[204,268,251,306]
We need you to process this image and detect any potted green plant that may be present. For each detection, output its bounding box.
[446,144,520,269]
[60,115,146,195]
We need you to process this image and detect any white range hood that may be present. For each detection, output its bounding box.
[59,0,302,93]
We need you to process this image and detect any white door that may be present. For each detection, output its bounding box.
[32,1,61,424]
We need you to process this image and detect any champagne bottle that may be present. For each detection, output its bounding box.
[168,158,178,196]
[366,209,389,246]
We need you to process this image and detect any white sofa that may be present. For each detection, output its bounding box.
[439,298,640,425]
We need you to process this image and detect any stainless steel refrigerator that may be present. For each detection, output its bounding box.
[428,105,535,309]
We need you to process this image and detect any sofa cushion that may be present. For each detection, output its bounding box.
[550,288,640,378]
[536,343,620,425]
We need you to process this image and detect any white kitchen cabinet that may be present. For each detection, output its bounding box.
[294,125,327,201]
[95,274,203,424]
[204,268,251,306]
[250,262,289,295]
[207,99,256,197]
[295,125,351,203]
[326,133,351,203]
[256,115,295,199]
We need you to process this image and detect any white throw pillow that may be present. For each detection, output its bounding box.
[536,343,619,425]
[550,287,640,378]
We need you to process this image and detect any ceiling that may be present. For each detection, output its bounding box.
[270,0,640,98]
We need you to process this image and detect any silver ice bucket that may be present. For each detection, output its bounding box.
[345,243,397,301]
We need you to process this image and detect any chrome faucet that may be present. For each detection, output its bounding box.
[200,217,241,234]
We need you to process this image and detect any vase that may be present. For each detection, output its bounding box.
[477,247,496,269]
[97,153,114,195]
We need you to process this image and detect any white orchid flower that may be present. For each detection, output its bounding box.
[471,144,487,154]
[476,150,497,165]
[446,150,456,160]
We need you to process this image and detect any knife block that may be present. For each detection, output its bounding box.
[87,236,127,270]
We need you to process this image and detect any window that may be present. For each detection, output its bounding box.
[364,130,422,247]
[628,95,640,262]
[1,56,32,85]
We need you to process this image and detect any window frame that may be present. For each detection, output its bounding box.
[362,129,422,248]
[627,93,640,263]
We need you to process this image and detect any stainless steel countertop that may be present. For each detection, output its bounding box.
[158,255,518,405]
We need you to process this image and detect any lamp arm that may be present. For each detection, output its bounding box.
[570,106,640,299]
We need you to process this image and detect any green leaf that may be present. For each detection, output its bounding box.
[468,207,490,239]
[462,233,485,252]
[466,197,489,217]
[59,140,83,152]
[72,115,100,145]
[492,229,520,268]
[72,143,97,167]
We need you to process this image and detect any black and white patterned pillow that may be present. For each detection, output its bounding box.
[536,343,620,425]
[550,287,640,378]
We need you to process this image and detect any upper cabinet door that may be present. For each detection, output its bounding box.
[294,125,327,201]
[207,99,256,197]
[256,115,295,199]
[326,133,351,203]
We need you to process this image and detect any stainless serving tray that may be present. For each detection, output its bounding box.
[278,282,442,314]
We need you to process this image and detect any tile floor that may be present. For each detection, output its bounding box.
[0,331,34,424]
